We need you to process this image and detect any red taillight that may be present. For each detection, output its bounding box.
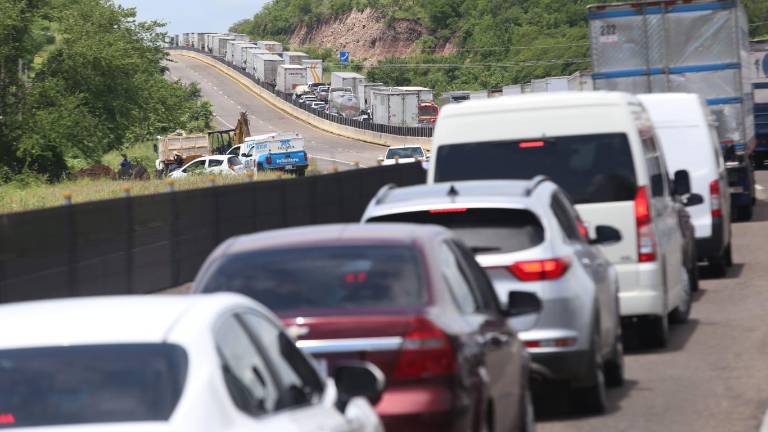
[508,258,570,281]
[524,338,577,349]
[392,317,455,380]
[519,141,545,148]
[710,180,722,218]
[635,186,656,262]
[266,154,273,165]
[429,208,468,214]
[302,150,308,161]
[0,413,15,425]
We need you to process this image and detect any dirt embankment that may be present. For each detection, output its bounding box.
[289,8,457,64]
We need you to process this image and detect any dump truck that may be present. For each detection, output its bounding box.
[587,0,757,220]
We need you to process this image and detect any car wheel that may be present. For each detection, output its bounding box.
[571,326,607,414]
[735,204,753,222]
[603,321,625,387]
[689,264,700,292]
[296,168,307,177]
[709,244,731,277]
[669,267,692,324]
[724,243,733,267]
[639,313,669,349]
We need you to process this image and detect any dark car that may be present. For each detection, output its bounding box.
[192,223,540,432]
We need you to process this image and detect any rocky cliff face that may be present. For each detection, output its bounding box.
[289,8,456,64]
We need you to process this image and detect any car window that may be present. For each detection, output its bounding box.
[208,159,224,168]
[228,156,243,166]
[448,240,499,314]
[369,208,544,254]
[199,245,427,316]
[215,315,280,416]
[439,241,479,314]
[227,146,240,156]
[0,344,186,428]
[434,134,637,204]
[551,193,584,242]
[642,135,668,198]
[239,313,324,409]
[182,160,205,173]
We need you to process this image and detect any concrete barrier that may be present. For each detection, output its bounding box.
[171,50,432,150]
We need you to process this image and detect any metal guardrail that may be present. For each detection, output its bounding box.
[171,47,434,139]
[0,163,426,303]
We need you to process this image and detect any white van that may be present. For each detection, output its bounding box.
[428,91,700,347]
[638,93,732,276]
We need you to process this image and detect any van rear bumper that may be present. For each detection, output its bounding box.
[615,262,665,318]
[696,217,725,260]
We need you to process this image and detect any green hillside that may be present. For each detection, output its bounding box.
[233,0,768,93]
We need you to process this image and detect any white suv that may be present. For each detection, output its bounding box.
[427,92,700,348]
[361,178,625,414]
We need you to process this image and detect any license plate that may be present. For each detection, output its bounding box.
[730,186,744,193]
[285,165,295,170]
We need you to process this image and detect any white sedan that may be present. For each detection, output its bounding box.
[0,294,384,432]
[378,145,429,166]
[169,155,244,178]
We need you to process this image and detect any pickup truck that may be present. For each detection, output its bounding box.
[228,132,309,176]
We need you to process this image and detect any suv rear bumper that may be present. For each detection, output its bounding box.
[615,262,665,318]
[696,217,726,260]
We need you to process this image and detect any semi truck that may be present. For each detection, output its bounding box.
[256,41,284,53]
[371,89,419,127]
[253,53,282,84]
[587,0,757,220]
[331,72,366,97]
[232,43,259,69]
[283,52,309,66]
[751,40,768,168]
[395,86,439,125]
[329,92,360,118]
[276,65,308,94]
[303,59,324,84]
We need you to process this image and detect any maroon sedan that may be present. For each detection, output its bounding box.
[192,223,540,432]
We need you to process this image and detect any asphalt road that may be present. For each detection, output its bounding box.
[165,53,386,173]
[539,170,768,432]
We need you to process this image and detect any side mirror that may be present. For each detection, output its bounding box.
[377,156,385,163]
[505,291,542,317]
[673,170,692,196]
[333,361,386,411]
[683,193,704,207]
[590,225,622,245]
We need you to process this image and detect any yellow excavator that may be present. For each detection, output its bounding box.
[208,112,251,154]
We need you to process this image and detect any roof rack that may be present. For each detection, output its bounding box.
[526,175,551,196]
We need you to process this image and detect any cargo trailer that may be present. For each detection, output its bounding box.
[751,40,768,168]
[276,65,308,94]
[358,83,385,110]
[331,72,366,96]
[283,51,310,66]
[371,89,419,127]
[303,59,324,84]
[245,48,270,75]
[213,36,235,57]
[254,53,283,84]
[232,43,259,69]
[394,86,435,103]
[587,0,757,218]
[226,41,253,65]
[257,41,283,53]
[437,91,471,106]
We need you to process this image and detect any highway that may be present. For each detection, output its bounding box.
[165,52,386,172]
[540,171,768,432]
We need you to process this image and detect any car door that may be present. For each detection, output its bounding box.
[207,158,225,173]
[644,134,684,310]
[237,310,360,432]
[444,239,524,432]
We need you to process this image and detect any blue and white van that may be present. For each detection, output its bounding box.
[228,132,309,176]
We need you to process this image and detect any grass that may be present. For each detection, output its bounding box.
[101,140,158,170]
[0,171,286,214]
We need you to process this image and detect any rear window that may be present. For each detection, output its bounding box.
[387,147,424,159]
[0,344,187,428]
[198,245,427,316]
[370,209,544,254]
[434,134,637,204]
[209,159,224,168]
[228,156,243,166]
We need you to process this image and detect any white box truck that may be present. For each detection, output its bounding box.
[331,72,366,96]
[257,41,283,53]
[213,36,234,57]
[303,59,324,84]
[245,48,269,75]
[358,83,385,110]
[232,43,259,69]
[205,34,222,53]
[283,52,309,66]
[276,65,308,94]
[394,86,434,103]
[226,41,252,64]
[254,53,283,84]
[371,89,419,127]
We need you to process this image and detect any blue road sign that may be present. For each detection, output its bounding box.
[339,51,350,65]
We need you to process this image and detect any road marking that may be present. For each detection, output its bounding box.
[310,155,364,167]
[216,115,234,128]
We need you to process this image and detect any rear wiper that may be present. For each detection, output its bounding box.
[471,246,501,253]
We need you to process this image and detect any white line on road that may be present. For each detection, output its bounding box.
[310,155,365,167]
[216,115,234,129]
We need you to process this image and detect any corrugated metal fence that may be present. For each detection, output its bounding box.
[0,164,425,303]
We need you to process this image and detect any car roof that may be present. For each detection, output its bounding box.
[366,180,553,215]
[0,293,260,350]
[219,223,449,256]
[439,91,637,119]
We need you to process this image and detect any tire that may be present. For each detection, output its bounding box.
[735,204,753,222]
[689,265,700,292]
[523,389,536,432]
[571,326,607,414]
[708,244,731,277]
[639,313,669,349]
[669,267,692,324]
[724,243,733,267]
[603,322,625,387]
[296,168,307,177]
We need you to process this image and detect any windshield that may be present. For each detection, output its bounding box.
[370,209,544,254]
[198,245,427,316]
[0,344,187,428]
[386,147,424,159]
[434,134,637,204]
[419,105,438,117]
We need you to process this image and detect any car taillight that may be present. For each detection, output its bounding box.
[710,179,722,218]
[302,150,308,161]
[266,155,273,165]
[635,186,656,262]
[392,317,455,380]
[508,258,570,281]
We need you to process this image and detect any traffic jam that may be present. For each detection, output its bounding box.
[2,1,766,432]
